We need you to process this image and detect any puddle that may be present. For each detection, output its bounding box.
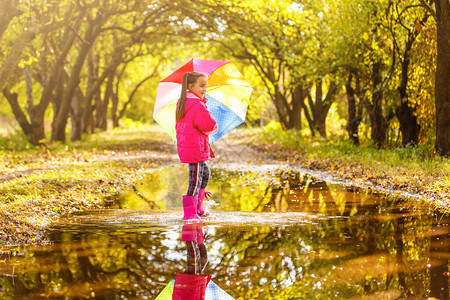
[0,165,449,299]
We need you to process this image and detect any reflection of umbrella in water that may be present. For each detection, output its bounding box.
[155,279,234,300]
[153,58,253,143]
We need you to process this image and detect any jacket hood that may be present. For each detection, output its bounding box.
[184,91,205,113]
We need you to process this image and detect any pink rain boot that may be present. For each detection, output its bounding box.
[183,196,200,220]
[182,221,201,242]
[197,189,210,217]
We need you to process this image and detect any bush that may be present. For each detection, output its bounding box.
[262,121,303,148]
[0,130,35,152]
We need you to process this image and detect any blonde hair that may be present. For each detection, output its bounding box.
[176,72,207,122]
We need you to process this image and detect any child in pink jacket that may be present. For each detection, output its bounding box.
[176,72,218,220]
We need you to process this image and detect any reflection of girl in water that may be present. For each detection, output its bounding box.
[172,221,210,299]
[183,221,208,275]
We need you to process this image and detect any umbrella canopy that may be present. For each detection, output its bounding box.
[153,59,253,143]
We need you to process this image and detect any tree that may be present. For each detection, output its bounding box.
[344,73,365,145]
[427,0,450,156]
[326,0,433,147]
[1,1,77,145]
[192,0,343,135]
[219,1,311,131]
[302,78,338,137]
[51,1,116,142]
[0,0,177,144]
[384,1,430,146]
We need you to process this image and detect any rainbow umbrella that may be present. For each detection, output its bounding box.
[153,59,253,143]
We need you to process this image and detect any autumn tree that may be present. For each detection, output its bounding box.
[1,1,76,145]
[422,0,450,156]
[0,0,178,144]
[177,0,342,137]
[213,1,311,131]
[51,0,177,142]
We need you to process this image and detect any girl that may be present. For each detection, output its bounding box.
[176,72,218,220]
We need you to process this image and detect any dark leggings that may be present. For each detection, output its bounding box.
[187,162,210,196]
[185,241,208,275]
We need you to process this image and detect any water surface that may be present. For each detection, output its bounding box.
[0,165,448,299]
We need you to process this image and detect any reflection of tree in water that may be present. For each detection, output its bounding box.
[0,169,447,299]
[429,214,450,299]
[209,169,448,299]
[111,165,187,210]
[0,227,184,299]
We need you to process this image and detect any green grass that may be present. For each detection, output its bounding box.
[261,121,448,171]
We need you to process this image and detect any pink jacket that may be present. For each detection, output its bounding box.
[172,272,211,300]
[176,92,218,163]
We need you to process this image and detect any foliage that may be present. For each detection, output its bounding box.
[0,0,445,154]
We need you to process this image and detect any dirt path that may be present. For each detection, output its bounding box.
[0,134,265,184]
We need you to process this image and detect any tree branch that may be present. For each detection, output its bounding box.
[418,0,436,19]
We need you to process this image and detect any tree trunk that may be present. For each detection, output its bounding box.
[271,89,291,129]
[52,15,104,142]
[304,78,336,137]
[70,87,85,141]
[85,46,125,131]
[290,85,307,130]
[23,66,46,145]
[245,56,293,130]
[395,23,422,146]
[318,81,336,137]
[345,74,361,145]
[366,62,387,147]
[111,91,120,128]
[395,101,420,146]
[2,89,32,137]
[2,89,45,145]
[96,71,114,130]
[434,0,450,156]
[82,54,99,134]
[301,94,316,136]
[312,78,323,135]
